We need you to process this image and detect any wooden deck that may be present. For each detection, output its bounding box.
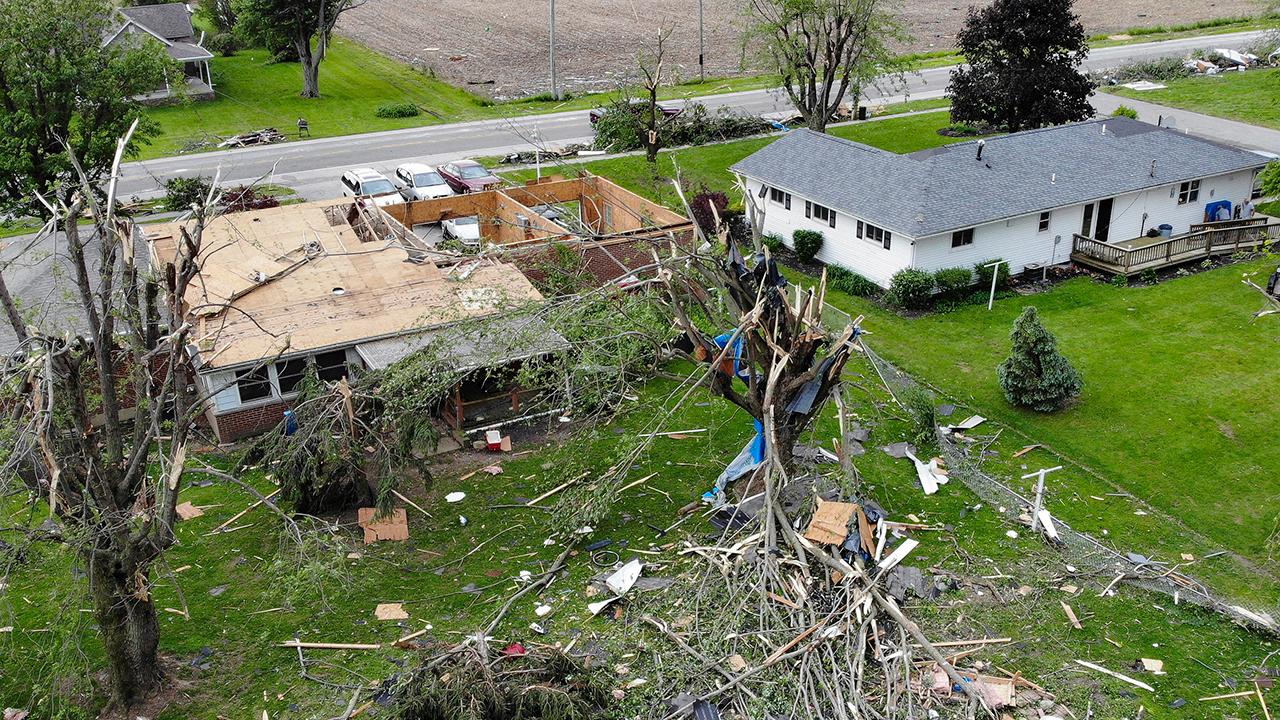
[1071,218,1280,276]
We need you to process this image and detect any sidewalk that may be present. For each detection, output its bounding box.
[1091,91,1280,155]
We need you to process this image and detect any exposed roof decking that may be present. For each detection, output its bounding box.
[148,202,544,370]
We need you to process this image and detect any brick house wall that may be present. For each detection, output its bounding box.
[208,399,293,443]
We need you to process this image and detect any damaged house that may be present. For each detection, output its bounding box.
[148,174,693,442]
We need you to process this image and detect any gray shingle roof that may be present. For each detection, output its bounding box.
[731,118,1269,238]
[119,3,196,42]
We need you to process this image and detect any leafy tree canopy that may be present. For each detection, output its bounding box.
[948,0,1096,132]
[997,306,1083,412]
[0,0,173,214]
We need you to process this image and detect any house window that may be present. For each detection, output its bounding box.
[275,358,307,395]
[1177,180,1200,205]
[864,222,892,250]
[950,228,974,248]
[1038,211,1051,232]
[235,366,272,404]
[769,187,791,209]
[808,202,836,228]
[315,349,351,383]
[856,220,864,238]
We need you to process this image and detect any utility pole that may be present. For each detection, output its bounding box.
[698,0,705,83]
[549,0,560,100]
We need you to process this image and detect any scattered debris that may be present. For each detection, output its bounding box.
[445,492,466,503]
[357,508,410,544]
[175,501,205,520]
[1140,658,1165,675]
[1061,601,1083,629]
[217,128,286,148]
[1075,660,1155,692]
[804,500,857,545]
[375,603,409,621]
[604,559,643,596]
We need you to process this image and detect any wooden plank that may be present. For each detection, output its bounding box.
[1061,601,1082,629]
[278,641,382,650]
[208,489,280,535]
[1075,660,1154,692]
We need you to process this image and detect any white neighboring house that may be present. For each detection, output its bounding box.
[732,118,1269,288]
[104,3,215,103]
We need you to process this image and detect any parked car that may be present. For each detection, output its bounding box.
[340,168,405,207]
[442,215,481,245]
[438,160,503,194]
[588,100,682,124]
[394,163,456,201]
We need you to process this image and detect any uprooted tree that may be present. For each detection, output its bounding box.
[0,132,266,708]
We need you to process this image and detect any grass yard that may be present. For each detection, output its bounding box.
[1106,67,1280,130]
[2,351,1275,719]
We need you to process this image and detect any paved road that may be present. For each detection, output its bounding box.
[118,30,1271,201]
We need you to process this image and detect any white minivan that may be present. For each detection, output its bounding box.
[394,163,456,201]
[340,168,405,207]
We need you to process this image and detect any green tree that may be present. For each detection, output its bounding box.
[232,0,363,97]
[997,306,1082,411]
[948,0,1095,131]
[746,0,906,132]
[1258,161,1280,199]
[0,0,172,215]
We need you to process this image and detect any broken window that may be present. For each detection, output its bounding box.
[315,350,350,383]
[275,358,307,395]
[235,366,272,404]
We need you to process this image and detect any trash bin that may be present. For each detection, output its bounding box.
[1158,223,1174,239]
[857,106,868,120]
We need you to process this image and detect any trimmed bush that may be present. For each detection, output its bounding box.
[792,229,824,263]
[207,32,237,57]
[826,265,881,298]
[375,102,421,119]
[887,268,935,309]
[997,306,1082,412]
[973,258,1011,290]
[933,266,974,295]
[761,232,785,253]
[1111,104,1138,119]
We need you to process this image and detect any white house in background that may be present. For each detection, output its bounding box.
[731,118,1269,287]
[105,3,215,103]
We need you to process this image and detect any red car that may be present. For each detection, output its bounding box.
[438,160,503,194]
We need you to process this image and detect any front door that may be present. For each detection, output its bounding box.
[1095,198,1114,242]
[1080,203,1095,238]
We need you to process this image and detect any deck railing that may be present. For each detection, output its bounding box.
[1072,221,1280,273]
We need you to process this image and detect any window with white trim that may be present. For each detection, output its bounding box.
[769,187,791,209]
[315,349,352,383]
[950,228,974,248]
[235,366,272,404]
[1038,211,1051,232]
[806,201,836,228]
[275,358,307,395]
[863,222,891,250]
[1177,180,1200,205]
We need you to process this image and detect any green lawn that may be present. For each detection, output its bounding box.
[2,351,1275,719]
[1106,68,1280,130]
